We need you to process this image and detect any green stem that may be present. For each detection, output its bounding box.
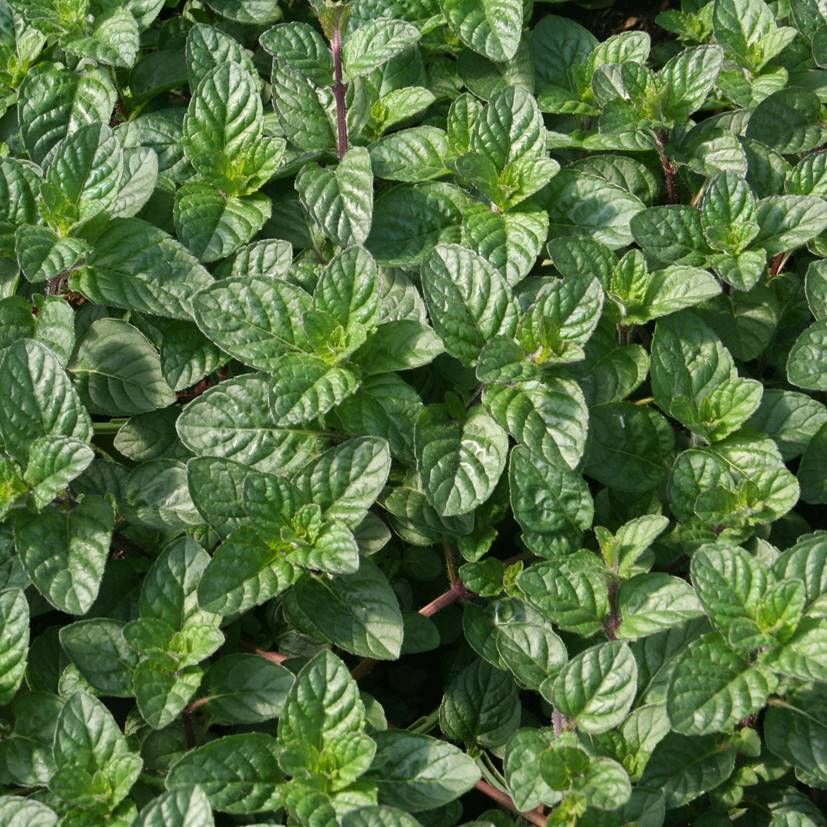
[407,708,439,735]
[93,419,127,434]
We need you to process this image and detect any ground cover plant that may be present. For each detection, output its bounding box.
[1,0,827,823]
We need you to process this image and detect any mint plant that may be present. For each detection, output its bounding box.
[1,0,827,824]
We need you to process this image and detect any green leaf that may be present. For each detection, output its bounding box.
[134,786,214,827]
[367,182,468,266]
[0,339,92,466]
[545,170,645,250]
[749,389,827,461]
[366,731,480,812]
[441,0,523,62]
[483,379,588,470]
[186,23,257,89]
[59,619,137,697]
[23,436,94,510]
[269,353,361,426]
[296,147,374,248]
[414,405,508,517]
[271,62,335,152]
[260,22,332,86]
[765,618,827,682]
[369,127,449,183]
[799,422,827,504]
[15,224,87,285]
[420,243,517,366]
[765,683,827,784]
[631,205,711,265]
[517,551,609,636]
[516,272,604,365]
[293,436,390,527]
[666,633,774,735]
[504,729,561,811]
[283,557,404,660]
[787,320,827,391]
[182,62,278,195]
[352,320,444,375]
[0,589,28,704]
[206,0,281,25]
[177,373,324,474]
[340,806,423,827]
[52,687,141,776]
[192,277,312,373]
[197,527,298,616]
[650,311,763,442]
[638,733,736,808]
[39,122,123,232]
[658,45,723,121]
[754,195,827,254]
[439,659,521,748]
[200,653,294,724]
[690,543,769,641]
[166,734,283,813]
[134,654,203,730]
[509,447,593,556]
[571,321,650,406]
[669,434,799,529]
[470,87,545,171]
[462,208,548,286]
[138,537,216,631]
[70,319,176,416]
[617,574,704,639]
[548,642,637,734]
[278,649,365,767]
[14,496,114,615]
[18,65,116,165]
[124,459,204,530]
[343,19,421,79]
[0,797,58,827]
[700,171,759,256]
[64,6,140,68]
[174,183,271,264]
[72,218,213,320]
[492,598,568,689]
[746,88,827,154]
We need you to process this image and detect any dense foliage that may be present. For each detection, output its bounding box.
[1,0,827,824]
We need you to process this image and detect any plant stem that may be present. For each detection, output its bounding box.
[331,22,348,160]
[770,251,791,277]
[241,641,289,665]
[654,133,678,204]
[350,657,377,680]
[551,709,569,737]
[474,780,546,826]
[419,579,471,618]
[93,419,126,434]
[604,579,620,640]
[407,708,439,734]
[443,539,459,585]
[186,696,210,713]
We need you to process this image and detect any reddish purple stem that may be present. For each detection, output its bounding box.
[419,579,471,618]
